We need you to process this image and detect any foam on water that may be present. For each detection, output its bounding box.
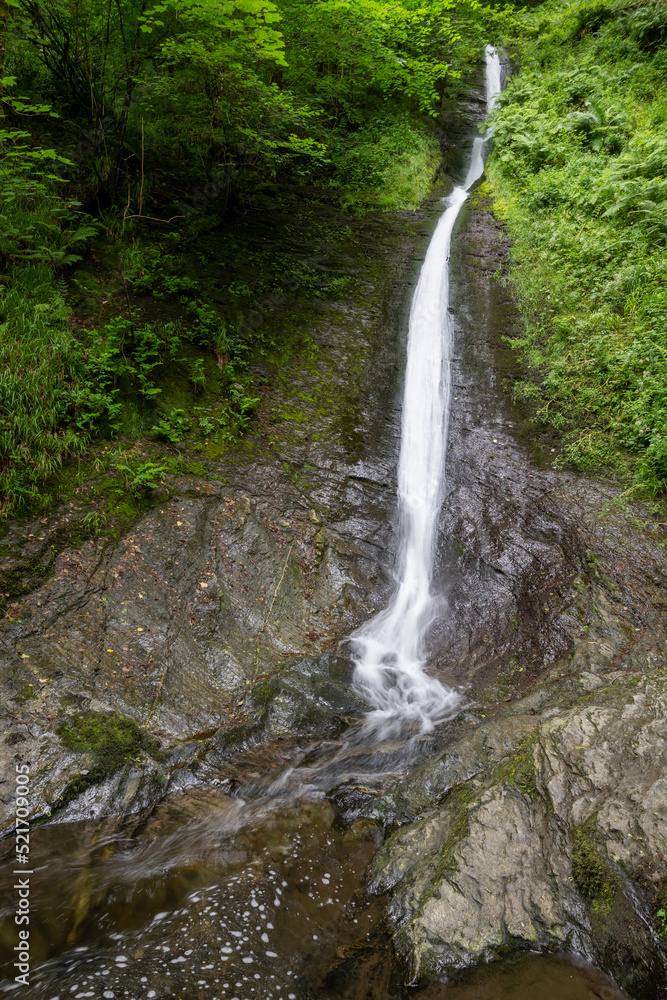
[352,46,502,738]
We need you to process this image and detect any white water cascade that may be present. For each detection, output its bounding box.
[352,46,502,737]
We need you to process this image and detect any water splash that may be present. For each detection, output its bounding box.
[352,46,502,738]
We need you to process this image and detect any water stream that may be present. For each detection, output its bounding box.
[352,45,501,737]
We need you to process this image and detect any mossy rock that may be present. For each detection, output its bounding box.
[492,729,540,799]
[57,711,164,775]
[571,816,620,915]
[15,683,37,704]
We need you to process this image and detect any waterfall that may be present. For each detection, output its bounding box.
[352,45,502,737]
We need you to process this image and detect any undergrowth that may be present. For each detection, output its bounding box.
[489,0,667,494]
[0,181,262,519]
[329,117,440,212]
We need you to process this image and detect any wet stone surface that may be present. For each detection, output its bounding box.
[362,189,667,999]
[0,198,429,829]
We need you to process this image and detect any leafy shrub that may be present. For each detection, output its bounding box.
[122,241,197,298]
[113,458,168,493]
[151,408,191,443]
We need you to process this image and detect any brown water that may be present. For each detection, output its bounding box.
[1,790,380,998]
[419,954,629,1000]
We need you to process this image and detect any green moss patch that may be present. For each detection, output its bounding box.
[492,730,540,798]
[572,816,620,915]
[55,711,165,807]
[432,783,476,881]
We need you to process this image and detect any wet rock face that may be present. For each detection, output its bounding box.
[360,186,667,998]
[369,661,667,998]
[429,193,587,694]
[0,424,395,828]
[359,188,667,1000]
[0,200,423,830]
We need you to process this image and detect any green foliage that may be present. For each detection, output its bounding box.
[329,116,440,211]
[0,0,514,517]
[489,0,667,493]
[113,457,168,493]
[230,384,260,429]
[80,509,108,535]
[122,241,197,298]
[187,357,206,395]
[151,407,191,443]
[278,0,463,121]
[4,0,504,211]
[0,182,96,267]
[0,263,90,514]
[0,77,73,187]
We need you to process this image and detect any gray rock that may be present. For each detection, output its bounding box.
[370,660,667,998]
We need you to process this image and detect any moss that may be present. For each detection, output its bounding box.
[432,783,476,881]
[53,712,168,810]
[252,681,276,708]
[572,816,620,915]
[492,729,540,798]
[100,479,168,541]
[57,711,164,775]
[15,683,37,703]
[179,460,207,477]
[57,767,108,808]
[0,555,51,599]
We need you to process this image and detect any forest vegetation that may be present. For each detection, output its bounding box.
[489,0,667,496]
[0,0,501,518]
[1,0,666,521]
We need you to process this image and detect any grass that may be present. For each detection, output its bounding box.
[0,261,90,514]
[488,0,667,494]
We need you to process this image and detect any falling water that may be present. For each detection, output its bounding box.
[486,42,502,112]
[352,45,502,736]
